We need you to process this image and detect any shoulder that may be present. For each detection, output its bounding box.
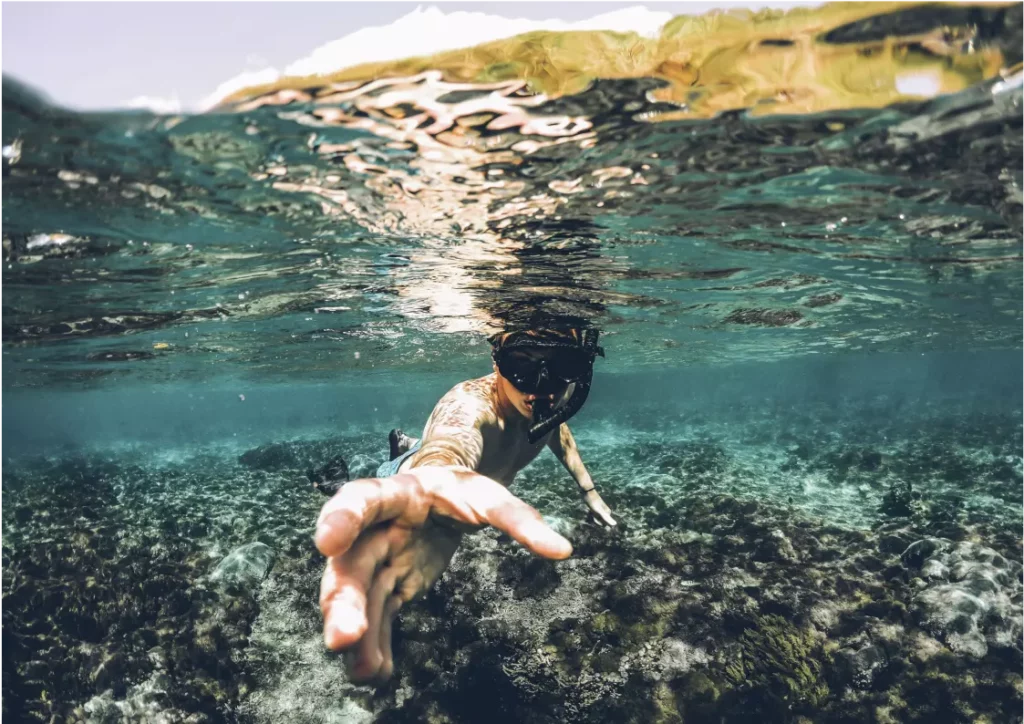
[428,375,496,427]
[453,374,495,397]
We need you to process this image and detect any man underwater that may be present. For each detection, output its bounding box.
[314,327,616,682]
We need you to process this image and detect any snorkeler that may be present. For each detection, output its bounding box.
[313,327,616,682]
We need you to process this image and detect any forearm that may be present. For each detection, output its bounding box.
[550,425,596,492]
[548,425,616,526]
[408,438,476,471]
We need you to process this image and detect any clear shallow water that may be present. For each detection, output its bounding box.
[2,4,1022,723]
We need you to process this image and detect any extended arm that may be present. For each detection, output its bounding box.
[548,424,617,527]
[408,383,488,471]
[315,383,570,683]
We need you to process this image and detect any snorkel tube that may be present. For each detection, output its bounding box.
[527,328,603,443]
[527,375,592,442]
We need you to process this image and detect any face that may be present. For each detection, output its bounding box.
[494,348,573,420]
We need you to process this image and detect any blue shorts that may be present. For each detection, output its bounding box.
[375,440,422,478]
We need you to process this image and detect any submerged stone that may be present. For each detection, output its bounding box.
[833,642,886,689]
[881,478,914,517]
[211,542,276,590]
[238,443,299,471]
[904,538,1023,659]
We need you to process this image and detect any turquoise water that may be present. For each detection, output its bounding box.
[2,7,1023,722]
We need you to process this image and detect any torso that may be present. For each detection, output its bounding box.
[399,374,551,486]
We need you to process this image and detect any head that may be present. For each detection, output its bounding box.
[489,328,604,442]
[493,346,577,419]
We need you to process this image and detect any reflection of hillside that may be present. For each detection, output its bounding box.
[223,2,1016,119]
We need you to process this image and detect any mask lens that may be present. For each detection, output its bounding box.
[548,351,589,381]
[497,352,543,393]
[497,349,589,395]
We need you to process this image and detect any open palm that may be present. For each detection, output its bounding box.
[314,467,573,682]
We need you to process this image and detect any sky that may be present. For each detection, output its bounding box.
[2,1,823,112]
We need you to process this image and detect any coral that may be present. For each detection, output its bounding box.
[3,413,1021,723]
[903,539,1023,659]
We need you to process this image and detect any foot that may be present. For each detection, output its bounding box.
[307,455,349,496]
[388,429,416,461]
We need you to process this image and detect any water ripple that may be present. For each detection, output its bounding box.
[1,3,1021,387]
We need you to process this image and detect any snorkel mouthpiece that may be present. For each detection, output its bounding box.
[529,397,554,430]
[526,376,593,443]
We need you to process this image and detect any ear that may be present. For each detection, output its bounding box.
[493,361,500,375]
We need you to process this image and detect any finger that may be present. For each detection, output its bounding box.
[349,566,399,682]
[315,476,416,557]
[320,528,391,650]
[377,595,403,681]
[454,475,573,559]
[595,505,617,527]
[584,492,616,528]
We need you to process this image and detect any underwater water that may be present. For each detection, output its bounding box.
[2,3,1022,722]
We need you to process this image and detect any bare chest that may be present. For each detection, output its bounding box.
[476,423,551,485]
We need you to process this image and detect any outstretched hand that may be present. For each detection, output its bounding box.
[314,467,573,682]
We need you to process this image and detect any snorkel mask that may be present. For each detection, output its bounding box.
[489,328,605,443]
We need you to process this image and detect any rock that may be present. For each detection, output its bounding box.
[881,479,914,517]
[757,529,798,562]
[833,643,886,689]
[860,451,884,472]
[901,538,949,569]
[83,691,122,724]
[82,671,183,724]
[880,536,913,557]
[6,431,1022,724]
[919,558,949,581]
[238,443,298,472]
[809,603,839,632]
[924,495,966,525]
[497,554,562,600]
[211,543,276,590]
[90,652,127,691]
[904,539,1023,659]
[657,639,710,680]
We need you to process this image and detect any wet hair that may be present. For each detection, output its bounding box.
[488,328,601,355]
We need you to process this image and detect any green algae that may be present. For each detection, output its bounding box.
[724,614,832,713]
